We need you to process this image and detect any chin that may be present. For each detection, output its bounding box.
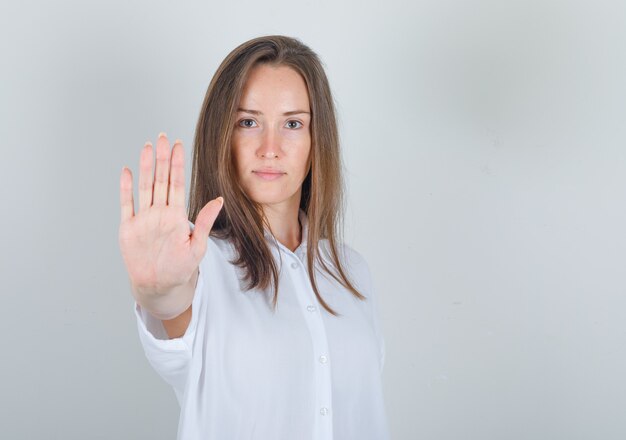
[253,197,285,205]
[242,179,301,205]
[245,190,287,205]
[248,189,301,206]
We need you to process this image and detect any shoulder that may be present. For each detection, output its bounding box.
[316,238,371,269]
[317,241,372,293]
[339,242,370,273]
[208,233,235,255]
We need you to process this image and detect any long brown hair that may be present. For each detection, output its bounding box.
[188,35,365,316]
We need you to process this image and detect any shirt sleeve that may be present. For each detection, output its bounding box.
[343,244,387,376]
[132,220,206,402]
[361,256,387,375]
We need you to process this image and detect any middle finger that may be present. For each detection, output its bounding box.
[153,132,171,207]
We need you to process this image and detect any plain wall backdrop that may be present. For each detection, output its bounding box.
[1,0,625,438]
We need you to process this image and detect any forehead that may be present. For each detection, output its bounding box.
[239,64,310,109]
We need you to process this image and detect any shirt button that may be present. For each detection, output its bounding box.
[320,407,329,416]
[306,305,316,312]
[319,355,328,364]
[290,262,298,269]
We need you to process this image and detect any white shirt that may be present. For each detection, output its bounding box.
[134,208,390,440]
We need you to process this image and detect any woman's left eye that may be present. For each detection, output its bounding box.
[286,120,303,129]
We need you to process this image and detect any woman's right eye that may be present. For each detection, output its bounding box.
[238,119,257,128]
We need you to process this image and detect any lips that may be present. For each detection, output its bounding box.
[253,168,285,174]
[253,169,286,181]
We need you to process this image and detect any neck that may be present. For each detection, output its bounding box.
[262,203,302,252]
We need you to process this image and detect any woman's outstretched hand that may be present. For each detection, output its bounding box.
[118,133,223,313]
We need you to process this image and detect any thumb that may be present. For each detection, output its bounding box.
[190,196,224,262]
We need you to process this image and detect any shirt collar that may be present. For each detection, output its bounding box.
[263,208,309,250]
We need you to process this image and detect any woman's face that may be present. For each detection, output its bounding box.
[232,63,312,210]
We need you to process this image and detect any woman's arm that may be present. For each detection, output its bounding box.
[160,267,199,338]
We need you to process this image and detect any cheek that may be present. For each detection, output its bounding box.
[290,132,311,162]
[230,150,249,184]
[299,140,312,170]
[231,136,251,163]
[299,149,311,171]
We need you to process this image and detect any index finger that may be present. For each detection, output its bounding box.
[168,140,186,208]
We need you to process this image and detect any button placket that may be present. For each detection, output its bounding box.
[286,252,333,439]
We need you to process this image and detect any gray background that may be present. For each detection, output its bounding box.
[1,0,625,438]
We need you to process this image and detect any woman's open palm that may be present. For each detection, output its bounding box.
[118,133,223,296]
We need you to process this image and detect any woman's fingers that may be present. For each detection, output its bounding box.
[168,140,186,208]
[138,141,154,211]
[153,132,171,207]
[120,166,135,222]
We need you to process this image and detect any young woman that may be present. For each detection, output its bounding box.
[119,35,389,440]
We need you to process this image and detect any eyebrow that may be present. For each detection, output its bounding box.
[237,108,310,116]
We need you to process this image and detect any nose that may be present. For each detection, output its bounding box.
[256,125,281,158]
